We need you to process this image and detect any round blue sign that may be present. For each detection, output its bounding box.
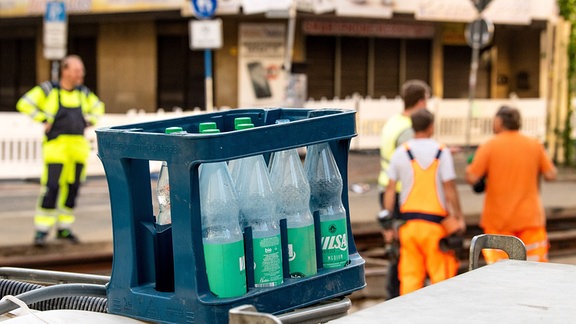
[191,0,217,19]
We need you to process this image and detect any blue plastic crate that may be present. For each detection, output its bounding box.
[95,108,366,324]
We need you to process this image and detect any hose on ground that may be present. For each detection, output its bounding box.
[0,279,108,315]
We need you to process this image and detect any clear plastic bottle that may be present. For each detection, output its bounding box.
[269,148,317,278]
[229,118,254,185]
[305,142,349,269]
[199,126,247,298]
[156,126,186,225]
[236,153,283,287]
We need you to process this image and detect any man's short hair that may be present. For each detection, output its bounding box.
[411,109,434,132]
[496,105,521,130]
[401,80,430,110]
[61,55,83,72]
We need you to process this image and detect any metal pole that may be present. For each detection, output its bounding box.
[51,60,60,82]
[283,2,296,106]
[204,49,213,112]
[466,25,481,152]
[284,2,296,75]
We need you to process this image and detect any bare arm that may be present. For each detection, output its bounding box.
[384,180,397,213]
[465,167,482,186]
[443,180,466,234]
[543,166,557,181]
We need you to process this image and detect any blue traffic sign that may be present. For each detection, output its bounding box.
[191,0,217,19]
[45,1,66,23]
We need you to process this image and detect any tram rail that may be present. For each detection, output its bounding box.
[1,211,576,303]
[2,212,576,275]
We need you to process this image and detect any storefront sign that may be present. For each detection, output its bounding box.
[302,20,435,38]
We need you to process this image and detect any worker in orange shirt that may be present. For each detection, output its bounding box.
[466,106,557,263]
[385,109,465,295]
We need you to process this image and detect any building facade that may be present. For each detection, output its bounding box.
[0,0,561,113]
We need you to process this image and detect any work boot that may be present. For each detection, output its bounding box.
[56,229,80,244]
[34,231,48,247]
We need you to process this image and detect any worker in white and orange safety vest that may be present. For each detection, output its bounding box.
[16,55,104,247]
[384,109,465,295]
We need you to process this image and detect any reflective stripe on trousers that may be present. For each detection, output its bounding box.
[35,135,89,231]
[481,227,549,263]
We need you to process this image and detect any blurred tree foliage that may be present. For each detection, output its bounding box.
[558,0,576,165]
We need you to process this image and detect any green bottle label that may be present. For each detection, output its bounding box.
[287,225,317,277]
[320,218,349,269]
[204,240,246,298]
[253,234,283,287]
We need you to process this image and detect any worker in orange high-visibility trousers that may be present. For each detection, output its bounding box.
[385,109,465,295]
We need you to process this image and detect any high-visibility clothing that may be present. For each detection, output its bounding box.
[17,81,103,232]
[482,227,549,264]
[399,220,458,295]
[400,144,448,222]
[397,144,458,295]
[378,114,412,190]
[466,131,555,232]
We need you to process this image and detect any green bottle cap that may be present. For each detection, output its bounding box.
[165,127,184,134]
[199,122,217,133]
[236,123,254,130]
[234,117,252,129]
[200,128,220,134]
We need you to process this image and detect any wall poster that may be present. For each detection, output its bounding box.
[238,23,286,108]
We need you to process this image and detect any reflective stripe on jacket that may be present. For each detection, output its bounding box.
[16,81,104,130]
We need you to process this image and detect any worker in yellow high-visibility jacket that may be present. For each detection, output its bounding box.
[16,55,104,247]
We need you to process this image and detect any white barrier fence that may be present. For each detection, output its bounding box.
[0,98,546,179]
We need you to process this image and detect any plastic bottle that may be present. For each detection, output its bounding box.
[270,148,317,278]
[236,151,283,287]
[156,126,186,225]
[305,142,349,269]
[199,126,247,298]
[267,119,291,173]
[229,117,254,185]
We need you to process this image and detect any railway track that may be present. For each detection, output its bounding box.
[3,211,576,275]
[351,209,576,301]
[2,209,576,305]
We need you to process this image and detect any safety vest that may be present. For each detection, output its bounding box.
[378,114,413,188]
[16,81,104,136]
[400,143,448,223]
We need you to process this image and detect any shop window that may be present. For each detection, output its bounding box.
[306,36,336,100]
[374,38,400,98]
[157,36,206,111]
[0,38,35,111]
[305,35,431,100]
[69,36,98,93]
[340,37,368,98]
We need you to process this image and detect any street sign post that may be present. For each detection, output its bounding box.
[191,0,217,19]
[44,1,68,81]
[465,18,494,50]
[464,18,494,151]
[189,19,222,50]
[470,0,492,13]
[190,0,218,112]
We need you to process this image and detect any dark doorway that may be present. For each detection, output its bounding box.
[157,35,206,111]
